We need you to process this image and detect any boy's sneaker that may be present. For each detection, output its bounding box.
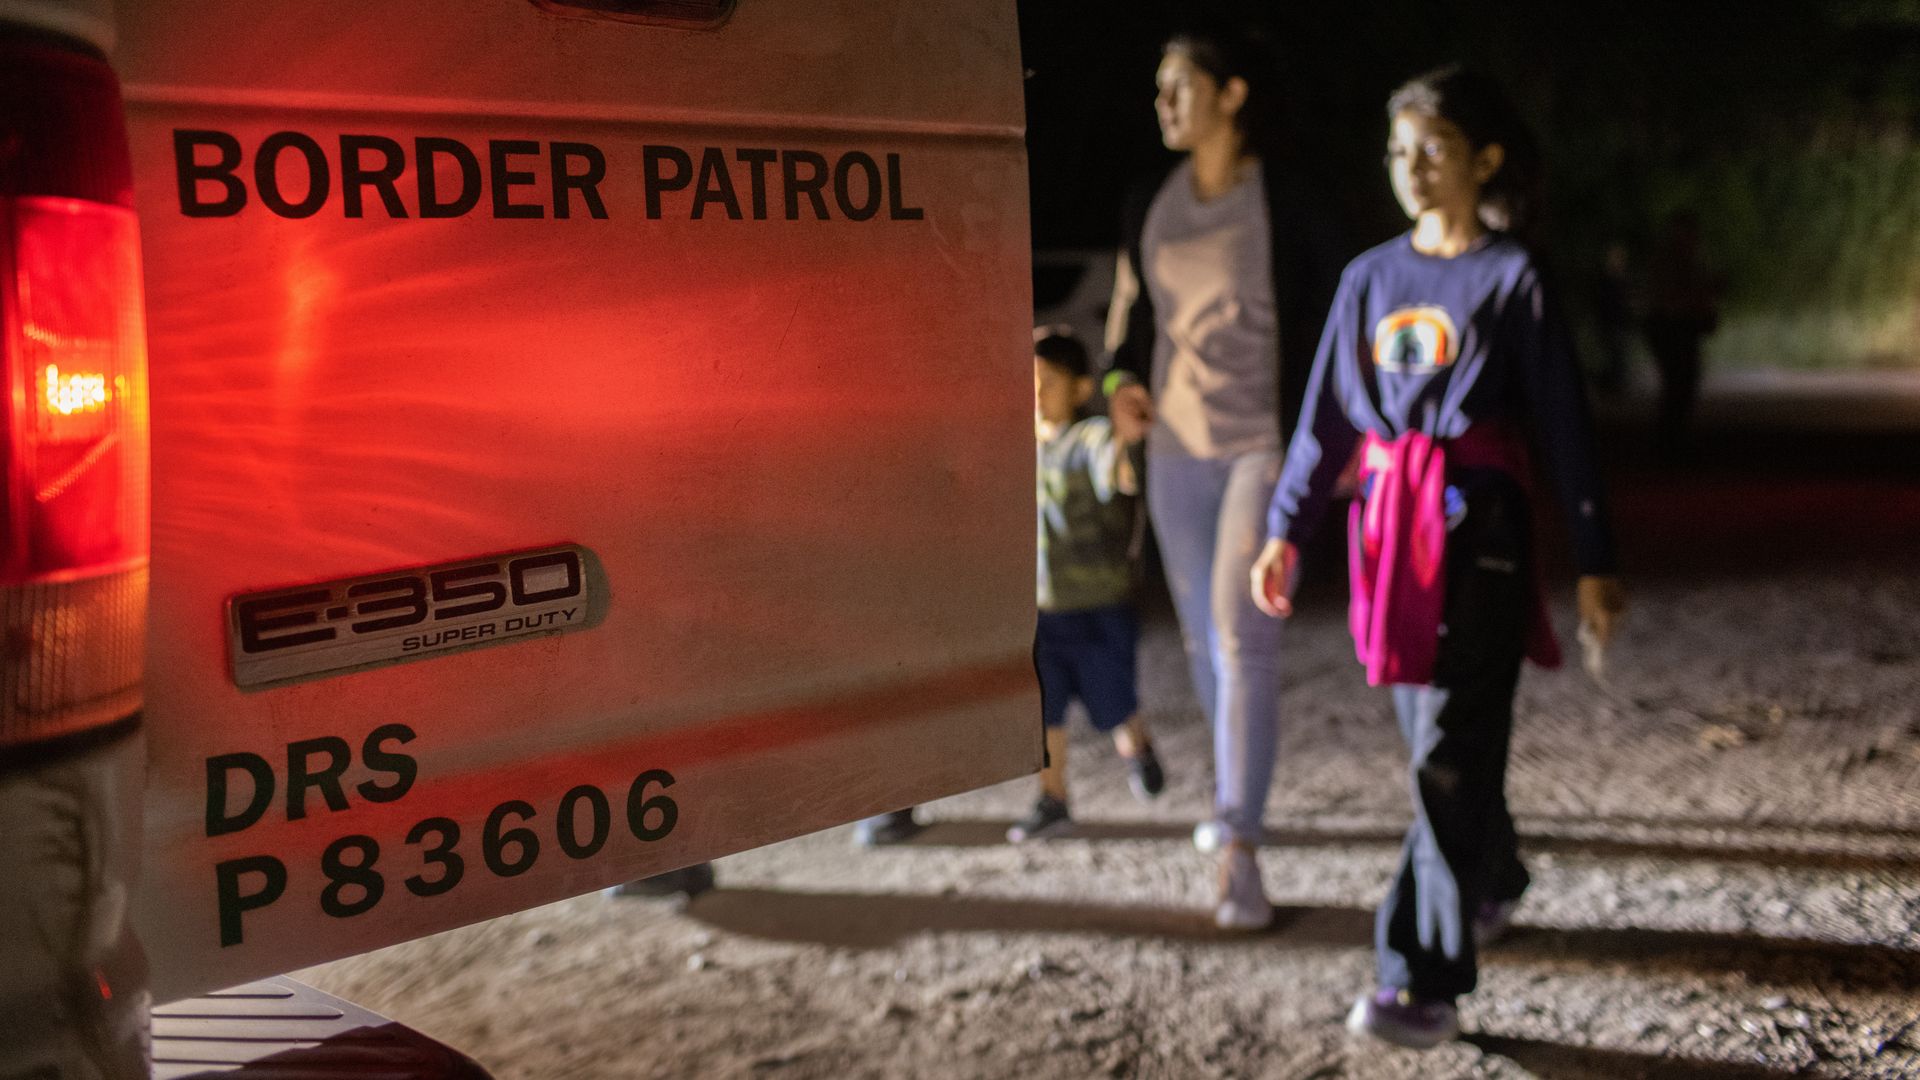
[1126,744,1166,802]
[603,862,716,900]
[853,809,924,847]
[1006,795,1072,842]
[1472,898,1521,949]
[1213,844,1272,931]
[1346,987,1459,1049]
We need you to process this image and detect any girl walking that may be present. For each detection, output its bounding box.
[1252,66,1626,1047]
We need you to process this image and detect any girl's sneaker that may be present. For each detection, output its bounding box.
[1006,795,1072,842]
[1126,743,1166,802]
[1346,987,1459,1049]
[1213,844,1272,930]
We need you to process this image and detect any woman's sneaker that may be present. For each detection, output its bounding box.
[1126,744,1166,802]
[1006,795,1072,842]
[1192,819,1226,853]
[1346,987,1459,1049]
[1213,844,1272,930]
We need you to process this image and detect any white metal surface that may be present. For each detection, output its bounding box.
[0,0,115,51]
[120,0,1036,1001]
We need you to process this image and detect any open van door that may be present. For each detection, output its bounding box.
[117,0,1036,1001]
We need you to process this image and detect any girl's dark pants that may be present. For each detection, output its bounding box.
[1376,475,1533,1001]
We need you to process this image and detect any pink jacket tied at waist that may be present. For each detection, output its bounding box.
[1347,427,1561,687]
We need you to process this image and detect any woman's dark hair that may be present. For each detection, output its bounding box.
[1033,326,1091,378]
[1387,65,1542,237]
[1164,22,1280,151]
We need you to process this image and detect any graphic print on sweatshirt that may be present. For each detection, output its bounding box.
[1372,306,1460,374]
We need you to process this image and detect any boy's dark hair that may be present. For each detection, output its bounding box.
[1387,65,1543,238]
[1033,326,1092,378]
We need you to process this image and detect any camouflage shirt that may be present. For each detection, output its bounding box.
[1037,416,1137,612]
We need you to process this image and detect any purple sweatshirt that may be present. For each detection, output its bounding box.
[1266,231,1618,576]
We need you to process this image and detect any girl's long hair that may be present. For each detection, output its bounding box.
[1387,65,1543,240]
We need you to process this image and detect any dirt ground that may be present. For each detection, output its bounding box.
[297,395,1920,1080]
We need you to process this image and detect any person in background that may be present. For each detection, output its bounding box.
[1643,210,1722,463]
[1591,241,1635,397]
[1104,23,1341,929]
[1012,328,1166,842]
[1252,65,1626,1048]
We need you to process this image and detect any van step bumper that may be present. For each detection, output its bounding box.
[153,976,491,1079]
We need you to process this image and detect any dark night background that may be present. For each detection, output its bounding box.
[1017,0,1920,373]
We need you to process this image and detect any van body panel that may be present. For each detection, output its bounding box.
[115,1,1025,135]
[118,1,1036,1000]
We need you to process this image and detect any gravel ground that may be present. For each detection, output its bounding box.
[298,406,1920,1079]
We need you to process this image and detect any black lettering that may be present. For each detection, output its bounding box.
[482,800,540,877]
[429,562,506,619]
[735,148,776,220]
[235,589,331,654]
[405,817,464,897]
[416,137,482,218]
[886,153,924,220]
[347,576,427,633]
[339,134,408,218]
[356,723,417,804]
[255,131,330,219]
[691,147,742,221]
[551,142,608,220]
[215,855,286,947]
[205,752,275,837]
[285,736,351,821]
[508,551,582,605]
[781,149,830,220]
[833,151,881,222]
[489,139,544,219]
[319,835,384,918]
[626,769,678,841]
[643,145,693,219]
[174,129,247,217]
[556,785,611,859]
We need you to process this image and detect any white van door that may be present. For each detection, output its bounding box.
[119,0,1036,1001]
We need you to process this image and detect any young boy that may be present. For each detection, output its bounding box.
[1013,327,1165,842]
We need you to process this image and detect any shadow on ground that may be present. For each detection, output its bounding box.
[1461,1032,1807,1080]
[689,887,1920,993]
[906,819,1920,875]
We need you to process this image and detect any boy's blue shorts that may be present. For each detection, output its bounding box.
[1033,604,1139,733]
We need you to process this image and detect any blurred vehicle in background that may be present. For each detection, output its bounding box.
[1032,247,1116,369]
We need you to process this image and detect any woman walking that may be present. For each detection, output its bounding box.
[1105,25,1339,930]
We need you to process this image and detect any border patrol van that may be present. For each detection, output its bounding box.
[0,1,1035,1072]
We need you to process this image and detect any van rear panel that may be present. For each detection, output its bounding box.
[120,0,1036,1001]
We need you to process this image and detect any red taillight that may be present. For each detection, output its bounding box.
[4,197,150,582]
[0,33,148,750]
